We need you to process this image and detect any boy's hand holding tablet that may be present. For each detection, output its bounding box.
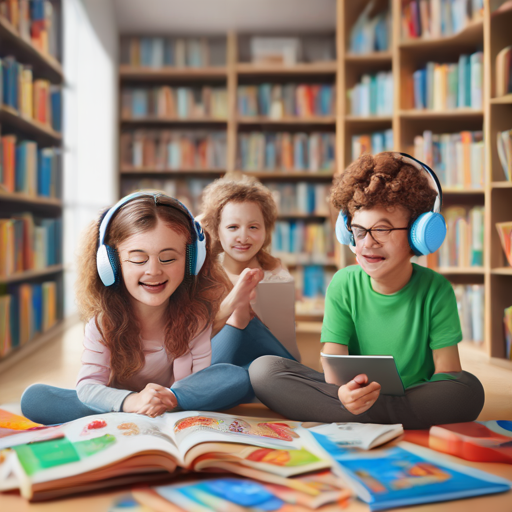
[337,374,382,415]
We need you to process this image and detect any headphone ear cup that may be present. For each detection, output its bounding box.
[96,244,120,287]
[409,212,447,256]
[189,219,206,276]
[335,211,354,246]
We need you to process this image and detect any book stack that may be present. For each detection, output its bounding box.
[352,130,394,161]
[120,130,226,170]
[349,1,390,54]
[0,0,59,57]
[121,177,215,216]
[0,213,62,278]
[265,182,330,216]
[347,72,393,116]
[0,129,62,197]
[0,279,58,356]
[453,284,484,343]
[437,206,484,267]
[238,132,335,171]
[496,45,512,97]
[0,56,62,131]
[120,36,227,68]
[412,53,483,111]
[272,220,335,266]
[497,128,512,181]
[121,86,228,120]
[237,84,335,118]
[401,0,484,40]
[412,129,484,188]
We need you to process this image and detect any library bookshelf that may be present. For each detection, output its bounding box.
[0,3,64,370]
[117,0,512,365]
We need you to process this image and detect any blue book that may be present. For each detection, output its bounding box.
[312,433,510,511]
[15,144,27,193]
[132,89,148,117]
[9,286,20,349]
[140,38,153,67]
[32,284,43,334]
[425,62,435,110]
[50,89,62,132]
[164,38,174,66]
[303,265,325,297]
[37,149,52,197]
[413,69,426,109]
[458,54,469,107]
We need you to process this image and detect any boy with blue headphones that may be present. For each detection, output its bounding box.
[249,152,485,429]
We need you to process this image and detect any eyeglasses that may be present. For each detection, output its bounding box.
[348,224,409,244]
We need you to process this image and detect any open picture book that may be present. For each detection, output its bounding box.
[0,410,332,501]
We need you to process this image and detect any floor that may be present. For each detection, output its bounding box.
[0,320,511,421]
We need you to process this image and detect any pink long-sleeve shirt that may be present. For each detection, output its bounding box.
[75,318,212,412]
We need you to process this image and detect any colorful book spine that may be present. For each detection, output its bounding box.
[237,84,335,118]
[352,130,394,160]
[348,72,393,116]
[412,53,483,110]
[413,129,484,188]
[122,86,228,120]
[349,3,390,54]
[120,130,227,170]
[238,132,335,171]
[454,284,485,343]
[264,182,330,216]
[505,306,512,360]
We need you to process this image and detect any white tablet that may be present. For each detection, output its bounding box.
[320,353,405,396]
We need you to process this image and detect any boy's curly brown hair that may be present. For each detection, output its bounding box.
[200,176,279,271]
[331,153,438,224]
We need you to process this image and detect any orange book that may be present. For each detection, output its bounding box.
[19,284,33,346]
[460,131,473,188]
[2,135,17,193]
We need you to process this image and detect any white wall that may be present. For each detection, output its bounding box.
[63,0,119,315]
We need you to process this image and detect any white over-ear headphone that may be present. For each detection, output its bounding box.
[335,152,446,256]
[96,191,206,287]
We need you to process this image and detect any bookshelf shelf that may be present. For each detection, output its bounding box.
[345,115,393,123]
[0,15,63,83]
[237,117,336,125]
[345,52,393,63]
[490,94,512,104]
[491,268,512,276]
[242,171,335,181]
[0,265,65,285]
[399,17,484,49]
[120,168,224,176]
[121,117,227,124]
[119,65,227,80]
[443,188,485,195]
[436,267,486,275]
[399,109,484,119]
[491,182,512,188]
[0,104,62,143]
[0,191,62,208]
[236,62,337,75]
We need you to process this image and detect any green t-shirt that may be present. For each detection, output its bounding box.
[321,263,462,389]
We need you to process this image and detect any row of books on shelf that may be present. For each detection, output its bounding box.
[120,130,226,170]
[0,56,61,130]
[0,213,62,278]
[436,206,483,267]
[401,0,484,40]
[0,0,59,58]
[0,279,59,358]
[290,264,335,303]
[120,36,226,68]
[348,71,393,117]
[454,284,484,344]
[238,132,335,171]
[497,127,512,181]
[266,182,330,216]
[505,304,512,360]
[0,129,61,196]
[349,3,390,54]
[237,84,335,119]
[496,45,512,97]
[121,86,228,120]
[412,129,484,188]
[352,130,394,160]
[412,53,483,111]
[272,220,335,266]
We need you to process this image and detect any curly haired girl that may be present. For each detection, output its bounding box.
[21,192,254,424]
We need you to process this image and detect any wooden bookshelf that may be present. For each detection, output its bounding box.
[117,1,512,359]
[0,2,65,365]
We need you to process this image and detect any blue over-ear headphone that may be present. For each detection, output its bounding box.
[96,191,206,287]
[335,152,446,256]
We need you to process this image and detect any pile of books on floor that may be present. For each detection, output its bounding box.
[0,409,511,510]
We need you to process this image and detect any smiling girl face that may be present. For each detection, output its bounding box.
[218,201,266,270]
[118,217,188,312]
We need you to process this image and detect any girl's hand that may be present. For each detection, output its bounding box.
[122,383,177,417]
[230,267,264,307]
[337,374,381,415]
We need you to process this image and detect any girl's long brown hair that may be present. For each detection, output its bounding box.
[200,176,280,271]
[75,195,230,386]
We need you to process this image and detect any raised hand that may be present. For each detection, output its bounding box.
[337,374,381,415]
